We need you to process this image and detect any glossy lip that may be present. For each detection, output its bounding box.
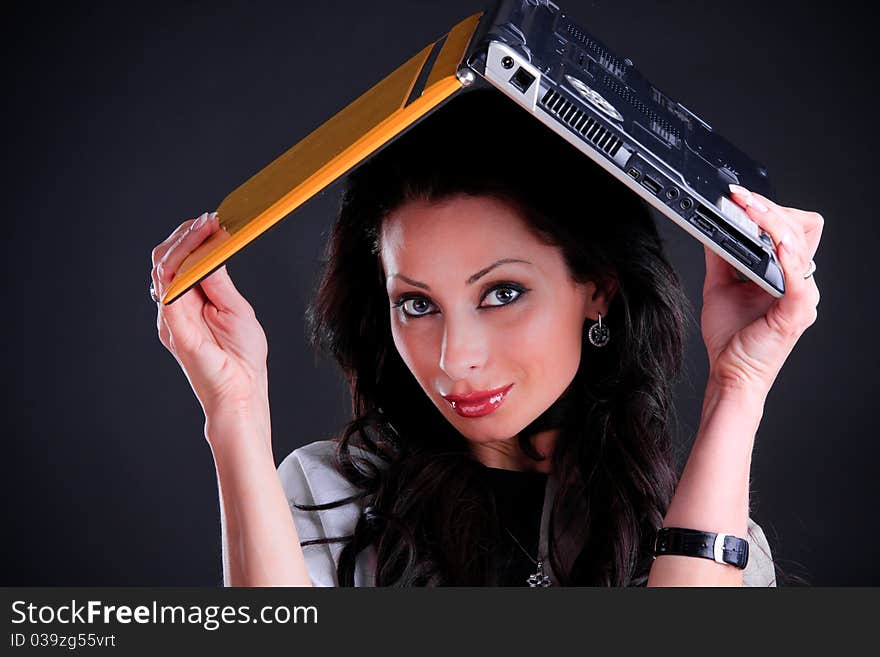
[442,384,514,418]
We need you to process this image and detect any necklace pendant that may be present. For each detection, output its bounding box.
[526,560,552,587]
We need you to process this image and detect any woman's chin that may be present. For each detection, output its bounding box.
[446,413,533,444]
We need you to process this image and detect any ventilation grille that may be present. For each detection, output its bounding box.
[602,75,681,145]
[540,88,624,158]
[652,86,697,130]
[565,23,624,78]
[651,87,674,111]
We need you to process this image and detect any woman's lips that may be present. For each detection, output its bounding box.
[443,384,514,418]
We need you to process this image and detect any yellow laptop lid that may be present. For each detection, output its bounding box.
[161,11,484,305]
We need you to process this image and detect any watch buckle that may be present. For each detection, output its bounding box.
[713,532,728,564]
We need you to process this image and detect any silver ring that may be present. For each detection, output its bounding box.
[150,281,159,303]
[804,260,817,279]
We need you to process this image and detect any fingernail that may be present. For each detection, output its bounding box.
[208,211,218,222]
[195,212,209,228]
[157,263,165,281]
[729,184,756,209]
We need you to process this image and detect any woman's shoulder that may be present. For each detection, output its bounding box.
[277,439,387,501]
[743,517,777,587]
[279,438,340,470]
[278,440,383,492]
[276,439,384,587]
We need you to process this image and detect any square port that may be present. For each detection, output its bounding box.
[626,167,641,180]
[510,67,535,93]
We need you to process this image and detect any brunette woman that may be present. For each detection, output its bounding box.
[149,90,822,586]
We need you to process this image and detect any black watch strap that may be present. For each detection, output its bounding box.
[653,527,750,570]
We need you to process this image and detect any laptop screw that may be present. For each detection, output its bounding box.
[501,56,515,69]
[456,69,476,86]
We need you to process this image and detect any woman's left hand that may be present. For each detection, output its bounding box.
[699,184,823,397]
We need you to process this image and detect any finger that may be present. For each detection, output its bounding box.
[766,223,818,336]
[155,283,214,362]
[728,185,808,269]
[729,187,810,258]
[805,211,823,260]
[157,310,171,349]
[199,264,254,316]
[155,212,232,344]
[154,219,212,347]
[150,214,207,303]
[732,187,821,325]
[750,192,824,260]
[155,212,216,294]
[151,215,204,267]
[155,278,208,347]
[743,191,823,233]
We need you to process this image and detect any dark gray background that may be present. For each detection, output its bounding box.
[3,0,876,585]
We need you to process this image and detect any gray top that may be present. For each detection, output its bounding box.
[279,439,777,587]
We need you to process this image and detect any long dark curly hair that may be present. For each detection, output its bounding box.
[295,88,694,586]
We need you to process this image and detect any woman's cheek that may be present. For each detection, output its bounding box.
[391,317,434,374]
[508,299,551,345]
[389,316,412,367]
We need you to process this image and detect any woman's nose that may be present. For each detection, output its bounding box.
[438,317,489,381]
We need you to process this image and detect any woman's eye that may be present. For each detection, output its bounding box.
[480,286,523,307]
[397,297,436,317]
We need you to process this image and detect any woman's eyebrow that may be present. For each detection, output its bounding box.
[389,258,533,290]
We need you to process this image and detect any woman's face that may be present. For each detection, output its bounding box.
[380,194,612,448]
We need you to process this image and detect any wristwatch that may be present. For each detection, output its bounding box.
[653,527,750,570]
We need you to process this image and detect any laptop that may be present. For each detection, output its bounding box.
[463,0,783,297]
[160,0,783,304]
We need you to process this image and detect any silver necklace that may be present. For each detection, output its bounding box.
[505,528,552,587]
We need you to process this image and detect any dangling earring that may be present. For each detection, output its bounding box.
[586,312,610,347]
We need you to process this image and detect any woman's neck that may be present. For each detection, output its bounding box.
[469,428,557,473]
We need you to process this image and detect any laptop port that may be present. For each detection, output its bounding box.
[510,67,535,93]
[721,238,761,266]
[665,187,680,200]
[679,197,694,210]
[626,167,641,180]
[692,204,717,236]
[641,175,662,195]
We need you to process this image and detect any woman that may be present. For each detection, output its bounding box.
[149,90,822,586]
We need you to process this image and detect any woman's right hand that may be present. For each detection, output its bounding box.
[150,212,271,440]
